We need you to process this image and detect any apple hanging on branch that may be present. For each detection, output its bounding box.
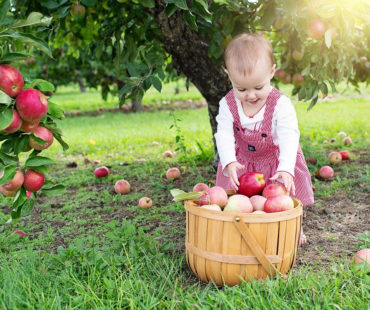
[0,64,69,221]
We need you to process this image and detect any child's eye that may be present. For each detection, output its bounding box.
[238,89,246,92]
[255,87,263,90]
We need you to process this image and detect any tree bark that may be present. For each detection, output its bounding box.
[151,1,231,168]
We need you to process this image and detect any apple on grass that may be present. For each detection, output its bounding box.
[138,197,152,208]
[114,179,130,194]
[192,183,209,192]
[166,167,180,179]
[24,169,45,192]
[198,186,228,208]
[262,183,288,198]
[250,195,267,211]
[16,88,49,121]
[343,137,352,145]
[354,248,369,266]
[264,195,294,213]
[316,166,334,179]
[306,156,317,165]
[328,151,342,164]
[94,166,110,178]
[224,194,253,213]
[29,126,54,150]
[340,150,350,160]
[237,172,266,197]
[0,64,24,97]
[162,150,174,158]
[11,230,26,238]
[3,109,22,133]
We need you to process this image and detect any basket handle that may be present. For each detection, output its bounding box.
[233,216,282,277]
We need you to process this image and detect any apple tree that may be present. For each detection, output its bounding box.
[0,1,68,220]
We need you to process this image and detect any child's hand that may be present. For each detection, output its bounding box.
[270,171,295,196]
[226,161,245,191]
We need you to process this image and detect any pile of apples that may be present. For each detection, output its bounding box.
[193,172,295,214]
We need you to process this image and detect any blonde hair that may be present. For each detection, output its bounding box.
[224,33,275,76]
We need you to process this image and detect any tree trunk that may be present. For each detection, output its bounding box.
[131,99,143,112]
[151,1,231,168]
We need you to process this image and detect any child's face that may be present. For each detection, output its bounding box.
[227,59,276,107]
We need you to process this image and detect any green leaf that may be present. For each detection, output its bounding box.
[0,151,17,165]
[14,135,30,155]
[119,84,133,100]
[48,101,64,119]
[27,79,55,92]
[165,3,177,17]
[12,12,52,28]
[307,95,319,111]
[0,164,17,186]
[150,76,162,92]
[140,0,155,8]
[194,0,211,14]
[0,0,10,25]
[0,108,14,130]
[12,187,27,209]
[183,10,198,31]
[81,0,96,6]
[170,188,202,202]
[41,184,66,196]
[25,156,55,167]
[1,52,29,62]
[324,30,332,48]
[21,198,36,216]
[172,0,188,10]
[7,32,52,58]
[30,165,48,174]
[0,91,12,105]
[52,132,69,151]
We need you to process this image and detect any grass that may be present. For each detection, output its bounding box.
[0,81,369,308]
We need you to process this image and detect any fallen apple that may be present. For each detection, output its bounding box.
[328,151,342,164]
[138,197,153,208]
[237,172,266,197]
[306,156,317,165]
[339,150,350,160]
[11,230,26,238]
[162,150,174,158]
[317,166,334,179]
[3,109,22,133]
[224,194,253,213]
[16,88,49,121]
[337,131,346,137]
[192,182,209,192]
[250,195,267,211]
[262,183,288,198]
[264,195,294,213]
[29,126,54,150]
[0,64,24,97]
[94,166,110,178]
[114,179,130,194]
[198,186,228,207]
[92,160,101,165]
[354,248,370,266]
[343,137,352,145]
[166,167,180,179]
[24,169,45,192]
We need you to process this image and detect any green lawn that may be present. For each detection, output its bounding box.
[0,83,369,309]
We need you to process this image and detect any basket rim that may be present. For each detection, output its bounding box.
[184,197,302,223]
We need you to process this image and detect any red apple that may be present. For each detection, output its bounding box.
[274,68,286,80]
[292,73,304,86]
[337,131,346,137]
[262,183,288,198]
[71,3,86,17]
[250,195,267,211]
[328,151,342,164]
[201,204,222,211]
[11,230,26,238]
[198,186,228,207]
[354,248,370,266]
[94,166,110,178]
[166,167,180,179]
[92,160,101,165]
[343,137,352,145]
[0,185,17,197]
[2,169,24,191]
[237,172,266,197]
[20,119,40,132]
[224,194,253,213]
[138,197,153,209]
[306,156,317,165]
[292,50,304,61]
[192,182,209,192]
[339,150,350,160]
[24,169,45,192]
[29,126,54,150]
[162,150,174,158]
[264,195,294,213]
[0,64,24,97]
[114,179,130,194]
[15,88,49,121]
[317,166,334,179]
[3,109,22,133]
[282,73,291,84]
[26,191,32,199]
[307,20,325,39]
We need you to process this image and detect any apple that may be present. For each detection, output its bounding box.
[92,160,101,165]
[114,179,130,194]
[162,150,174,158]
[16,88,49,121]
[317,166,334,179]
[354,248,370,265]
[166,167,180,179]
[252,210,266,214]
[71,3,86,17]
[328,151,342,164]
[339,150,350,160]
[274,68,286,80]
[224,194,253,213]
[94,166,110,178]
[3,109,22,133]
[282,73,291,84]
[262,183,288,198]
[0,186,17,197]
[250,195,267,211]
[29,126,54,150]
[343,137,352,145]
[323,140,329,144]
[26,191,32,199]
[201,204,222,211]
[307,20,325,39]
[338,131,346,137]
[2,169,24,191]
[138,197,153,208]
[292,73,304,86]
[198,186,228,207]
[237,172,266,197]
[264,195,294,213]
[192,182,209,192]
[24,169,45,192]
[20,119,40,132]
[292,50,303,61]
[306,156,317,165]
[0,64,24,97]
[152,141,159,146]
[11,230,26,238]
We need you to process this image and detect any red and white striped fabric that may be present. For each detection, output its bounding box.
[216,88,314,206]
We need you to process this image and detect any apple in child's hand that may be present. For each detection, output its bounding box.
[11,230,26,238]
[166,167,180,179]
[316,166,334,179]
[224,194,253,213]
[237,172,266,197]
[264,195,294,213]
[0,64,24,97]
[94,166,110,178]
[198,186,228,207]
[138,197,152,209]
[328,151,342,164]
[250,195,267,211]
[114,179,130,194]
[340,150,350,160]
[354,248,370,266]
[262,183,288,198]
[201,204,222,211]
[192,183,209,192]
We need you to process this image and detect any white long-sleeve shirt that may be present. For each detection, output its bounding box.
[214,92,300,177]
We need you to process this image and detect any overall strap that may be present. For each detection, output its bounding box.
[225,89,242,129]
[260,88,282,133]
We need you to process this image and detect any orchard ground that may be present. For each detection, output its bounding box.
[0,81,369,308]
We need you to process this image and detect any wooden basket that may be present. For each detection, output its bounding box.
[184,194,302,286]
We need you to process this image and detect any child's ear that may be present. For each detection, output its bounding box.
[270,64,276,78]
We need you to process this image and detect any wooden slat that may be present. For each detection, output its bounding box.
[188,213,197,277]
[256,223,268,279]
[276,220,287,271]
[291,215,301,267]
[205,218,224,285]
[195,215,208,282]
[264,222,279,277]
[280,218,297,274]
